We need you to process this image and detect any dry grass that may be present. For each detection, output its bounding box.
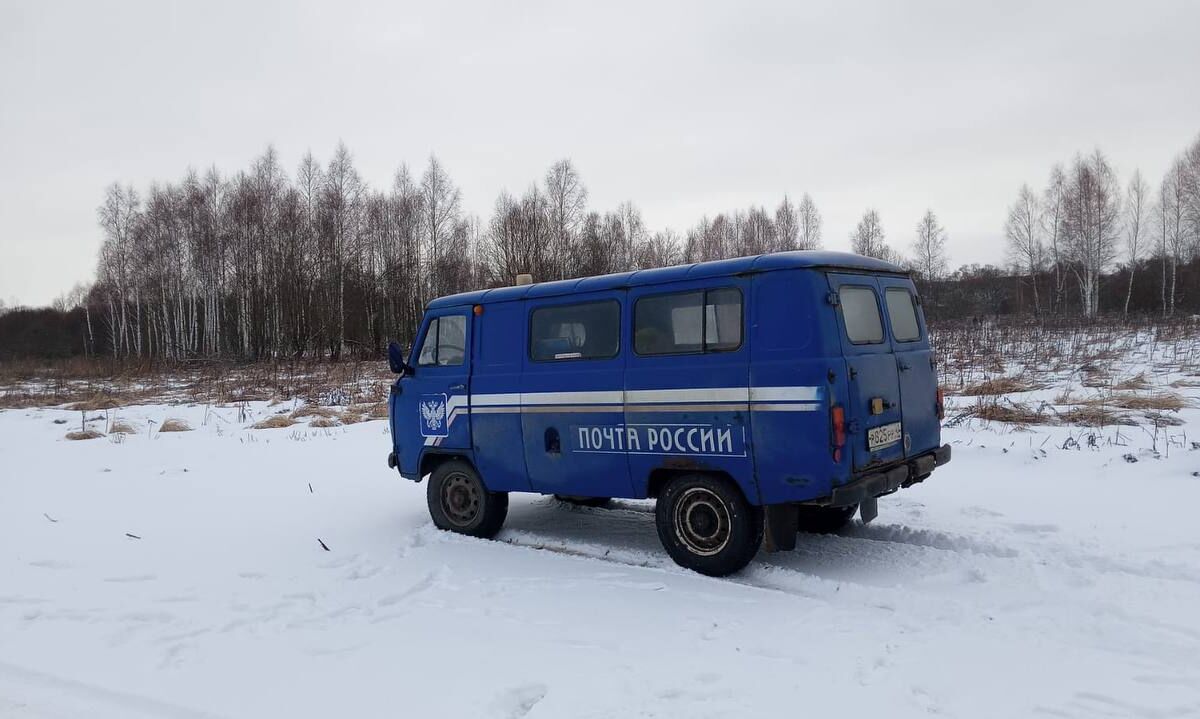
[1143,411,1185,427]
[1169,378,1200,388]
[308,416,341,428]
[338,410,365,425]
[65,430,104,440]
[159,418,191,432]
[968,400,1051,425]
[252,415,297,430]
[109,420,137,434]
[1106,392,1189,412]
[1113,372,1152,391]
[1058,406,1136,427]
[291,405,339,420]
[960,376,1041,396]
[67,394,129,411]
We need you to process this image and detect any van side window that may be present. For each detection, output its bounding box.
[417,315,467,367]
[838,286,884,344]
[884,288,921,342]
[529,300,620,361]
[634,287,743,355]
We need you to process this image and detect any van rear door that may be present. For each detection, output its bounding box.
[877,277,940,458]
[826,274,905,472]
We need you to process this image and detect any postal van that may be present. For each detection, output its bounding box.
[386,251,951,576]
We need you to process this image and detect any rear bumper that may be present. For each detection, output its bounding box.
[826,443,951,508]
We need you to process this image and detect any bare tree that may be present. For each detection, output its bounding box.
[1159,159,1190,316]
[1004,184,1043,314]
[1062,150,1121,316]
[1042,165,1068,312]
[419,155,462,302]
[911,209,949,283]
[774,197,798,251]
[543,160,587,280]
[1122,170,1149,315]
[796,193,822,250]
[850,209,890,261]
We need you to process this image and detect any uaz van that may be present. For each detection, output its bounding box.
[386,251,951,576]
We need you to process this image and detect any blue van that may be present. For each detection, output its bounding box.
[386,251,951,576]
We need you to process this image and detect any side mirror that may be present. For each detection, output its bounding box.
[387,341,410,376]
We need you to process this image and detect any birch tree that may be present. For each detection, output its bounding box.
[797,193,822,250]
[1004,184,1043,314]
[850,209,890,261]
[1122,170,1148,315]
[1062,150,1121,317]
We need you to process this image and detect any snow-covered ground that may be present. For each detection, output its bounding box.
[3,377,1199,717]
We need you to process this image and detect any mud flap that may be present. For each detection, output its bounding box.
[763,505,798,552]
[859,496,879,524]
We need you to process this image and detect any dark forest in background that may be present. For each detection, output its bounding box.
[2,133,1198,363]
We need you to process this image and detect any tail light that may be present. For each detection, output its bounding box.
[936,388,945,420]
[831,405,846,462]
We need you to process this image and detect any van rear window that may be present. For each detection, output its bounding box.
[529,300,620,361]
[885,288,921,342]
[838,286,884,344]
[634,287,742,355]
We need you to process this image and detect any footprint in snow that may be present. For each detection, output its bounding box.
[489,683,547,719]
[28,559,72,569]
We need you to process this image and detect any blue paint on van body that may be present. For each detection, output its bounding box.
[388,251,950,513]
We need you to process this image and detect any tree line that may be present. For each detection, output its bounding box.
[1,133,1198,362]
[1002,136,1200,317]
[18,146,833,361]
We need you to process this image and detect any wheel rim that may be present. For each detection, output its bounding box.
[440,472,481,527]
[673,487,732,556]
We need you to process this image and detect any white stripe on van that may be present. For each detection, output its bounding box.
[749,386,822,402]
[624,388,749,403]
[471,387,822,407]
[422,387,822,444]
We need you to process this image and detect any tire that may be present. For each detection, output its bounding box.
[795,504,857,534]
[426,460,508,538]
[655,474,763,577]
[554,494,612,508]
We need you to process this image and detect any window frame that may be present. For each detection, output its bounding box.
[837,285,886,346]
[632,286,745,357]
[883,287,922,343]
[416,314,468,367]
[527,298,622,363]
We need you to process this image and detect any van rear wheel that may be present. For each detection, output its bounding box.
[796,504,858,534]
[655,474,763,577]
[427,460,508,538]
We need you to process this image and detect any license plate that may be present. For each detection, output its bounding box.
[867,421,902,451]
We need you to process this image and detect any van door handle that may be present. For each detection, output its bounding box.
[449,383,466,390]
[898,361,911,372]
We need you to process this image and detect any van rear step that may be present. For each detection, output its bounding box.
[828,444,952,508]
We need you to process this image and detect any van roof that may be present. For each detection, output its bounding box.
[426,250,907,310]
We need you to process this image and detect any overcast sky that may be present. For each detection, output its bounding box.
[2,0,1198,306]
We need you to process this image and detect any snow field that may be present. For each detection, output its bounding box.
[1,373,1199,717]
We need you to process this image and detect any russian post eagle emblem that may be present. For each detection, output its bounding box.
[421,399,446,432]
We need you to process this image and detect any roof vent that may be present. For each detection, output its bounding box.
[514,273,534,286]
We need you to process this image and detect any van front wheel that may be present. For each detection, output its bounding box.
[655,475,763,577]
[427,460,508,538]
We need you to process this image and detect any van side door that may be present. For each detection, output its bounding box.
[876,277,940,458]
[625,280,757,503]
[826,274,905,472]
[520,294,632,499]
[395,310,473,477]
